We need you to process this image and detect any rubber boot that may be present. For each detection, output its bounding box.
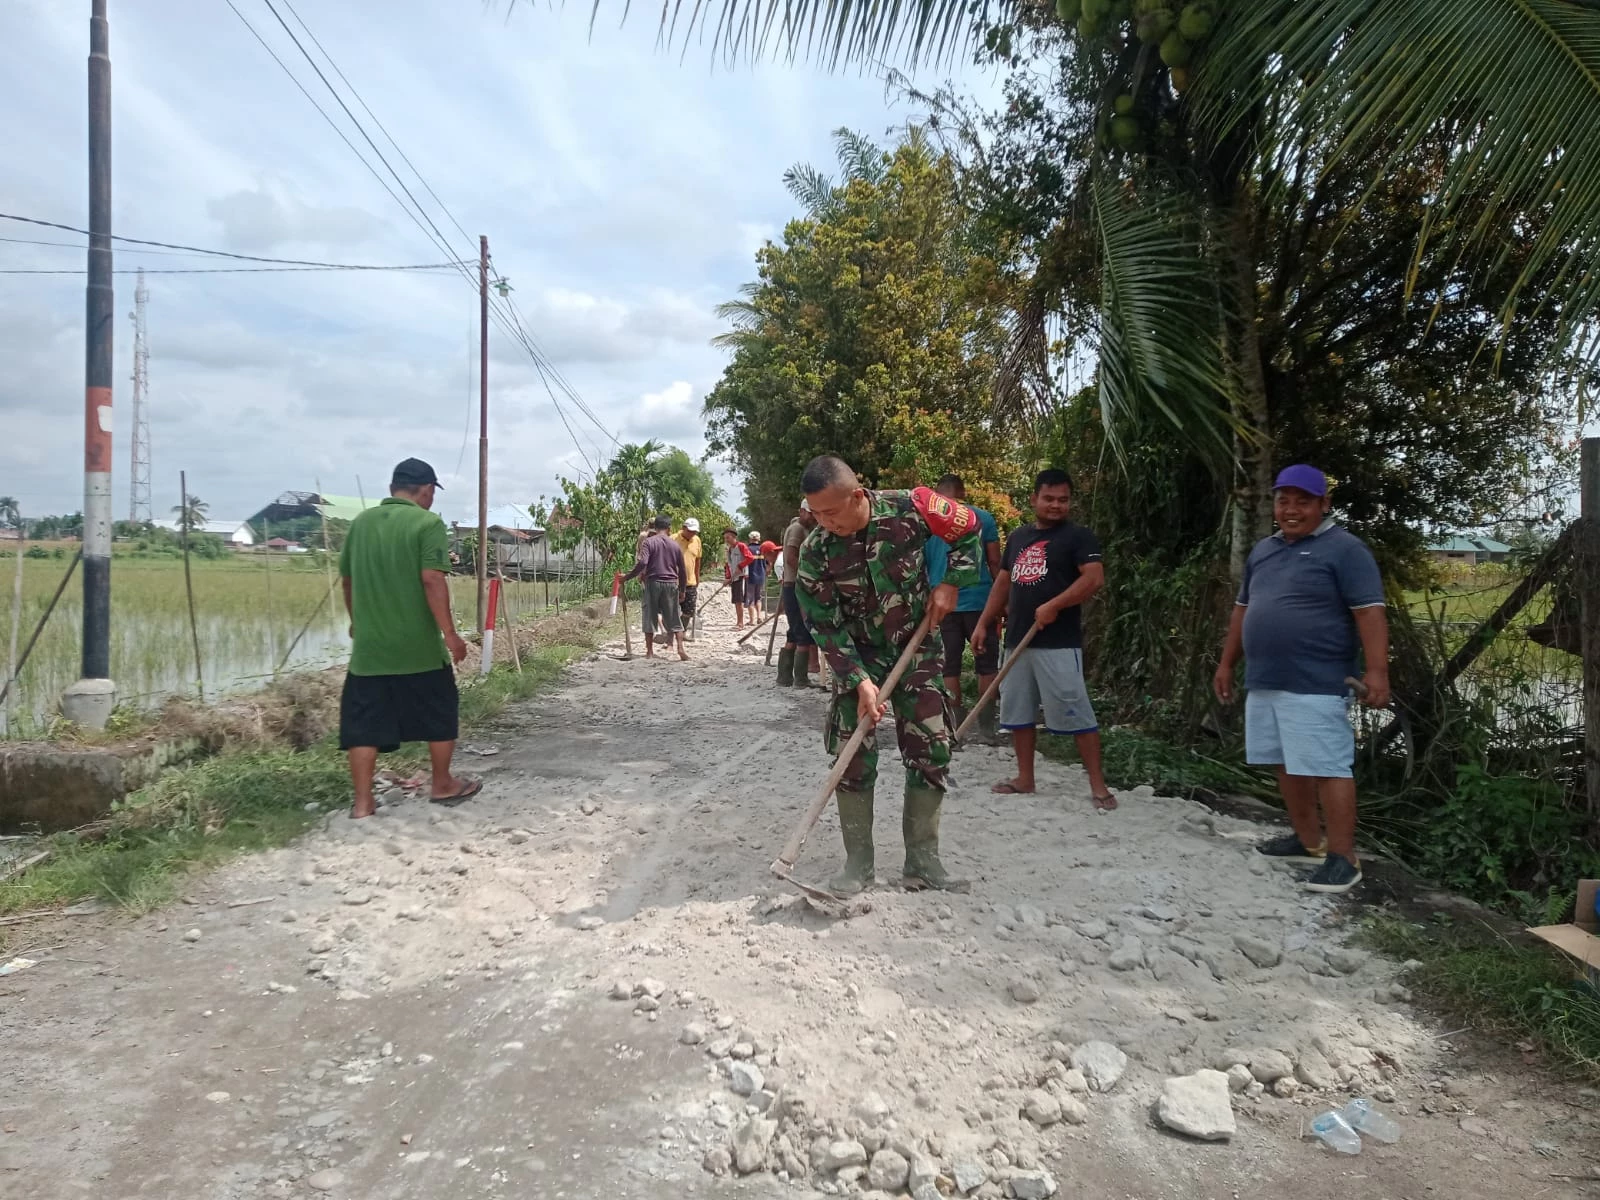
[776,647,796,687]
[795,658,814,688]
[902,781,967,891]
[950,704,969,752]
[828,785,876,895]
[977,703,1001,746]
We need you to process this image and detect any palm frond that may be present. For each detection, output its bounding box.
[1091,174,1235,466]
[782,161,840,217]
[992,288,1055,428]
[1200,0,1600,354]
[832,126,888,184]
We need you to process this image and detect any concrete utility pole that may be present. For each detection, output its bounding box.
[63,0,117,728]
[129,267,151,524]
[1581,437,1600,829]
[477,234,489,636]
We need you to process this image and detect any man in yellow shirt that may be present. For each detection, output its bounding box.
[673,517,704,640]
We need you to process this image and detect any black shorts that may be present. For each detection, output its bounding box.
[941,610,999,677]
[681,584,698,619]
[340,666,459,752]
[782,583,814,647]
[730,578,748,606]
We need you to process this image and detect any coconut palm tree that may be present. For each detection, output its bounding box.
[172,494,208,532]
[539,0,1600,562]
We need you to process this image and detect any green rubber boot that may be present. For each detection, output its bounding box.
[776,646,796,687]
[829,785,876,895]
[902,781,968,891]
[950,704,969,752]
[977,702,1001,746]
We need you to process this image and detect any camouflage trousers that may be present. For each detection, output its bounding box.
[825,646,952,791]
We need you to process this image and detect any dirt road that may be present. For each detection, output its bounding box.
[2,589,1596,1199]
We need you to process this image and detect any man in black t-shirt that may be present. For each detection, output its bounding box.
[973,468,1116,809]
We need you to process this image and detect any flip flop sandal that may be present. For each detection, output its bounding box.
[430,777,484,807]
[1091,792,1119,812]
[991,781,1035,795]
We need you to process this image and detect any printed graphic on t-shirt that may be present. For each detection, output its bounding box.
[1011,542,1050,586]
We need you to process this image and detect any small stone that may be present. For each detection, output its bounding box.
[1226,1064,1253,1093]
[507,830,530,845]
[953,1158,989,1193]
[909,1154,939,1191]
[310,933,336,955]
[729,1062,765,1096]
[635,978,667,999]
[1325,947,1369,975]
[1157,1070,1236,1141]
[1272,1076,1300,1099]
[1015,904,1047,927]
[1023,1090,1062,1127]
[1059,1095,1088,1125]
[853,1091,891,1126]
[1233,933,1282,969]
[183,928,202,943]
[867,1148,910,1190]
[701,1146,732,1176]
[680,1023,707,1046]
[1009,1168,1058,1199]
[1248,1049,1294,1084]
[307,1168,345,1192]
[204,1090,230,1104]
[609,980,631,1000]
[1459,1116,1494,1138]
[820,1140,868,1172]
[1372,1083,1397,1104]
[1009,979,1042,1004]
[1070,1041,1128,1093]
[1073,918,1110,940]
[1061,1069,1088,1095]
[576,916,605,931]
[635,996,660,1013]
[730,1042,755,1060]
[707,1038,735,1059]
[342,892,373,907]
[1108,936,1145,971]
[732,1116,777,1174]
[1294,1048,1338,1090]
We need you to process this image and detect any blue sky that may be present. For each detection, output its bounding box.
[1,0,995,528]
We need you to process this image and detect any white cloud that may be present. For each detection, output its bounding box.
[206,180,386,251]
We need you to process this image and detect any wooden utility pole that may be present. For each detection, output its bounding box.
[477,235,490,637]
[1581,437,1600,828]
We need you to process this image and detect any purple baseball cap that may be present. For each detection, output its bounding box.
[1272,464,1328,497]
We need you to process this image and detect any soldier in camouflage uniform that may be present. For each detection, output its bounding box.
[796,455,982,893]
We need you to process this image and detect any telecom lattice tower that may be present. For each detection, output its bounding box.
[128,268,151,524]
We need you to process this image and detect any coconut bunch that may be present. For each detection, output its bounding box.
[1050,0,1221,149]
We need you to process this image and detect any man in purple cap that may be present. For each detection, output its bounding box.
[1213,465,1389,893]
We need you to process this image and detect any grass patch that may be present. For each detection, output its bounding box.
[0,614,610,933]
[1038,726,1277,801]
[1359,914,1600,1080]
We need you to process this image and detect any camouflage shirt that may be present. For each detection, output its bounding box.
[797,488,982,691]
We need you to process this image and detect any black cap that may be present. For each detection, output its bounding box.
[391,457,442,489]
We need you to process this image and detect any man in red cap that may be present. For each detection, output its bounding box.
[1213,464,1390,893]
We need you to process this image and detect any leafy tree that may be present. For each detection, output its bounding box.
[0,497,19,530]
[28,513,83,541]
[650,447,719,512]
[705,127,1024,535]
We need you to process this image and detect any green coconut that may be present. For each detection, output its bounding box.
[1177,3,1214,39]
[1113,92,1137,115]
[1110,115,1141,147]
[1169,65,1192,93]
[1159,30,1193,67]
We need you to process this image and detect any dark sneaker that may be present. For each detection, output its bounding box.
[1256,833,1326,865]
[1305,853,1363,894]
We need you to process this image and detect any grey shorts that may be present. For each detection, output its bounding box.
[998,646,1098,735]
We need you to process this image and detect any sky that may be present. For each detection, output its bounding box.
[0,0,997,530]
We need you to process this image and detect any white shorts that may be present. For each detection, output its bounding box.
[1245,690,1354,778]
[998,646,1098,735]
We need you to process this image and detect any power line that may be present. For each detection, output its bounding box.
[0,212,470,269]
[0,263,463,275]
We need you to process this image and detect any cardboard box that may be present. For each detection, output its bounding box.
[1529,880,1600,971]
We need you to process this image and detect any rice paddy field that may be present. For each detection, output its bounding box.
[0,546,597,737]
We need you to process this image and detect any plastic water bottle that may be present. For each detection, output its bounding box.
[1342,1098,1401,1144]
[1310,1111,1363,1155]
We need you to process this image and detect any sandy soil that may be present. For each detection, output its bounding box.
[2,587,1598,1199]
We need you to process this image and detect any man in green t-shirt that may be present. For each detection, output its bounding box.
[338,458,478,818]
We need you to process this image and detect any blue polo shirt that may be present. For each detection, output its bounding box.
[925,506,999,612]
[1238,520,1385,695]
